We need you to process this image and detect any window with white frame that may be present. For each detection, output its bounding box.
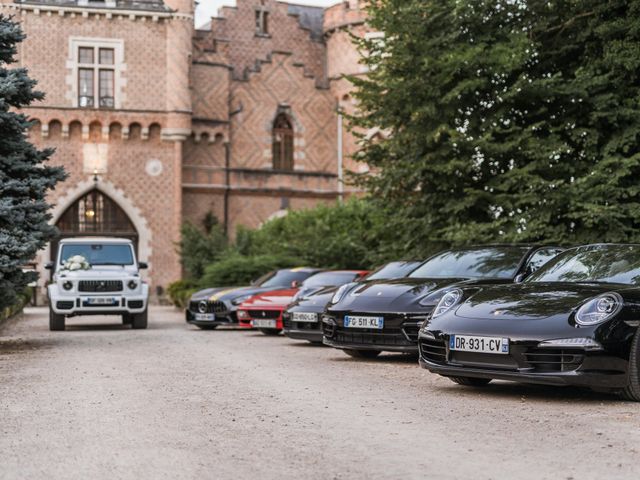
[78,46,115,108]
[70,38,124,110]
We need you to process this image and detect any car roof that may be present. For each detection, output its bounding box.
[59,237,134,244]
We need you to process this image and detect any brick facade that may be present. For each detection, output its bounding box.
[0,0,370,300]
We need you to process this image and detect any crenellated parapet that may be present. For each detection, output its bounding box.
[323,0,368,35]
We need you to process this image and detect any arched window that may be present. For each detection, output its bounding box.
[52,189,138,262]
[272,113,294,171]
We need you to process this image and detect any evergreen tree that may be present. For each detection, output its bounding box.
[351,0,640,256]
[0,15,65,310]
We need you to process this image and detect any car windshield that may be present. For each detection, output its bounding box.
[366,261,420,280]
[302,271,360,287]
[526,245,640,285]
[408,247,530,280]
[257,270,315,288]
[60,244,134,266]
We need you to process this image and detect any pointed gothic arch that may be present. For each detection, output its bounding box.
[272,112,294,171]
[51,189,139,263]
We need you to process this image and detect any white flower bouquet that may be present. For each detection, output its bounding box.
[61,255,91,271]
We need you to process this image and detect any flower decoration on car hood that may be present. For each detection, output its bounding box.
[61,255,91,271]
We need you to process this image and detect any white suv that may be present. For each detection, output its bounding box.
[46,237,149,331]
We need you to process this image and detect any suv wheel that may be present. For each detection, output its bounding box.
[344,349,381,359]
[131,309,148,330]
[49,309,65,331]
[122,313,133,325]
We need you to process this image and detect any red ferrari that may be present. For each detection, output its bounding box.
[237,270,369,335]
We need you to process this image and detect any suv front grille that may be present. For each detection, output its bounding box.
[79,280,123,292]
[524,348,584,372]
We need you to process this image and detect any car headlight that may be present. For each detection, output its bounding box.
[432,289,462,319]
[330,283,353,305]
[419,289,448,307]
[575,293,622,326]
[62,281,73,291]
[128,280,138,290]
[231,295,252,306]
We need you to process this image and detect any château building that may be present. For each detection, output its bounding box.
[0,0,372,297]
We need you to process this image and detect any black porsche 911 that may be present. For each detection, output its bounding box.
[418,244,640,401]
[283,261,422,344]
[323,245,564,358]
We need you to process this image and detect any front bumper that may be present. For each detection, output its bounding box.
[418,331,630,389]
[283,315,322,342]
[50,295,148,316]
[321,313,424,353]
[185,309,237,327]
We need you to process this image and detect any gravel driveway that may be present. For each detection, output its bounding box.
[1,307,639,479]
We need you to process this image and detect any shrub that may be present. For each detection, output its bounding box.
[177,212,228,279]
[235,198,389,269]
[167,279,199,308]
[199,253,304,288]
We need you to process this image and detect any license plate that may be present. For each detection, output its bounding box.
[292,312,318,323]
[252,319,277,328]
[344,315,384,329]
[449,335,509,354]
[86,297,118,306]
[195,313,215,321]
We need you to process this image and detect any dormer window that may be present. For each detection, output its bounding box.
[255,9,269,36]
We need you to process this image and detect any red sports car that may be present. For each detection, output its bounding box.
[237,270,369,335]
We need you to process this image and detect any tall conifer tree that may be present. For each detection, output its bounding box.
[0,15,65,309]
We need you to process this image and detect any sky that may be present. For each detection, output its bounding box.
[195,0,339,28]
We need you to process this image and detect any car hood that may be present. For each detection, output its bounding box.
[55,265,138,279]
[240,289,297,309]
[190,286,277,303]
[288,288,335,313]
[329,277,473,313]
[455,282,631,321]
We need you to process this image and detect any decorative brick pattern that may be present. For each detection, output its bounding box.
[6,0,372,296]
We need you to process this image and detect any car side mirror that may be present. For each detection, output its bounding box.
[291,280,301,288]
[44,262,54,270]
[138,262,148,270]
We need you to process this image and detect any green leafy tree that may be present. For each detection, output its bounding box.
[236,199,391,268]
[0,15,65,310]
[177,212,228,278]
[351,0,640,254]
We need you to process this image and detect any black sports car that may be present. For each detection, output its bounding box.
[323,245,564,358]
[284,261,422,344]
[419,244,640,401]
[186,267,322,329]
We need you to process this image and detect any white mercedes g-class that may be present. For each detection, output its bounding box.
[46,237,149,331]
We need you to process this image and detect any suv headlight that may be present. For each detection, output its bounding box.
[62,281,73,291]
[128,280,138,290]
[575,293,622,326]
[432,289,462,319]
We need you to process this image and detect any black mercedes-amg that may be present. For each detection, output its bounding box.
[419,244,640,401]
[283,261,422,344]
[322,245,564,358]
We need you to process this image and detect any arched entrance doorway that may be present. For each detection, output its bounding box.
[51,189,139,263]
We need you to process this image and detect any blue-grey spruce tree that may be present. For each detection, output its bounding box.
[0,15,65,310]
